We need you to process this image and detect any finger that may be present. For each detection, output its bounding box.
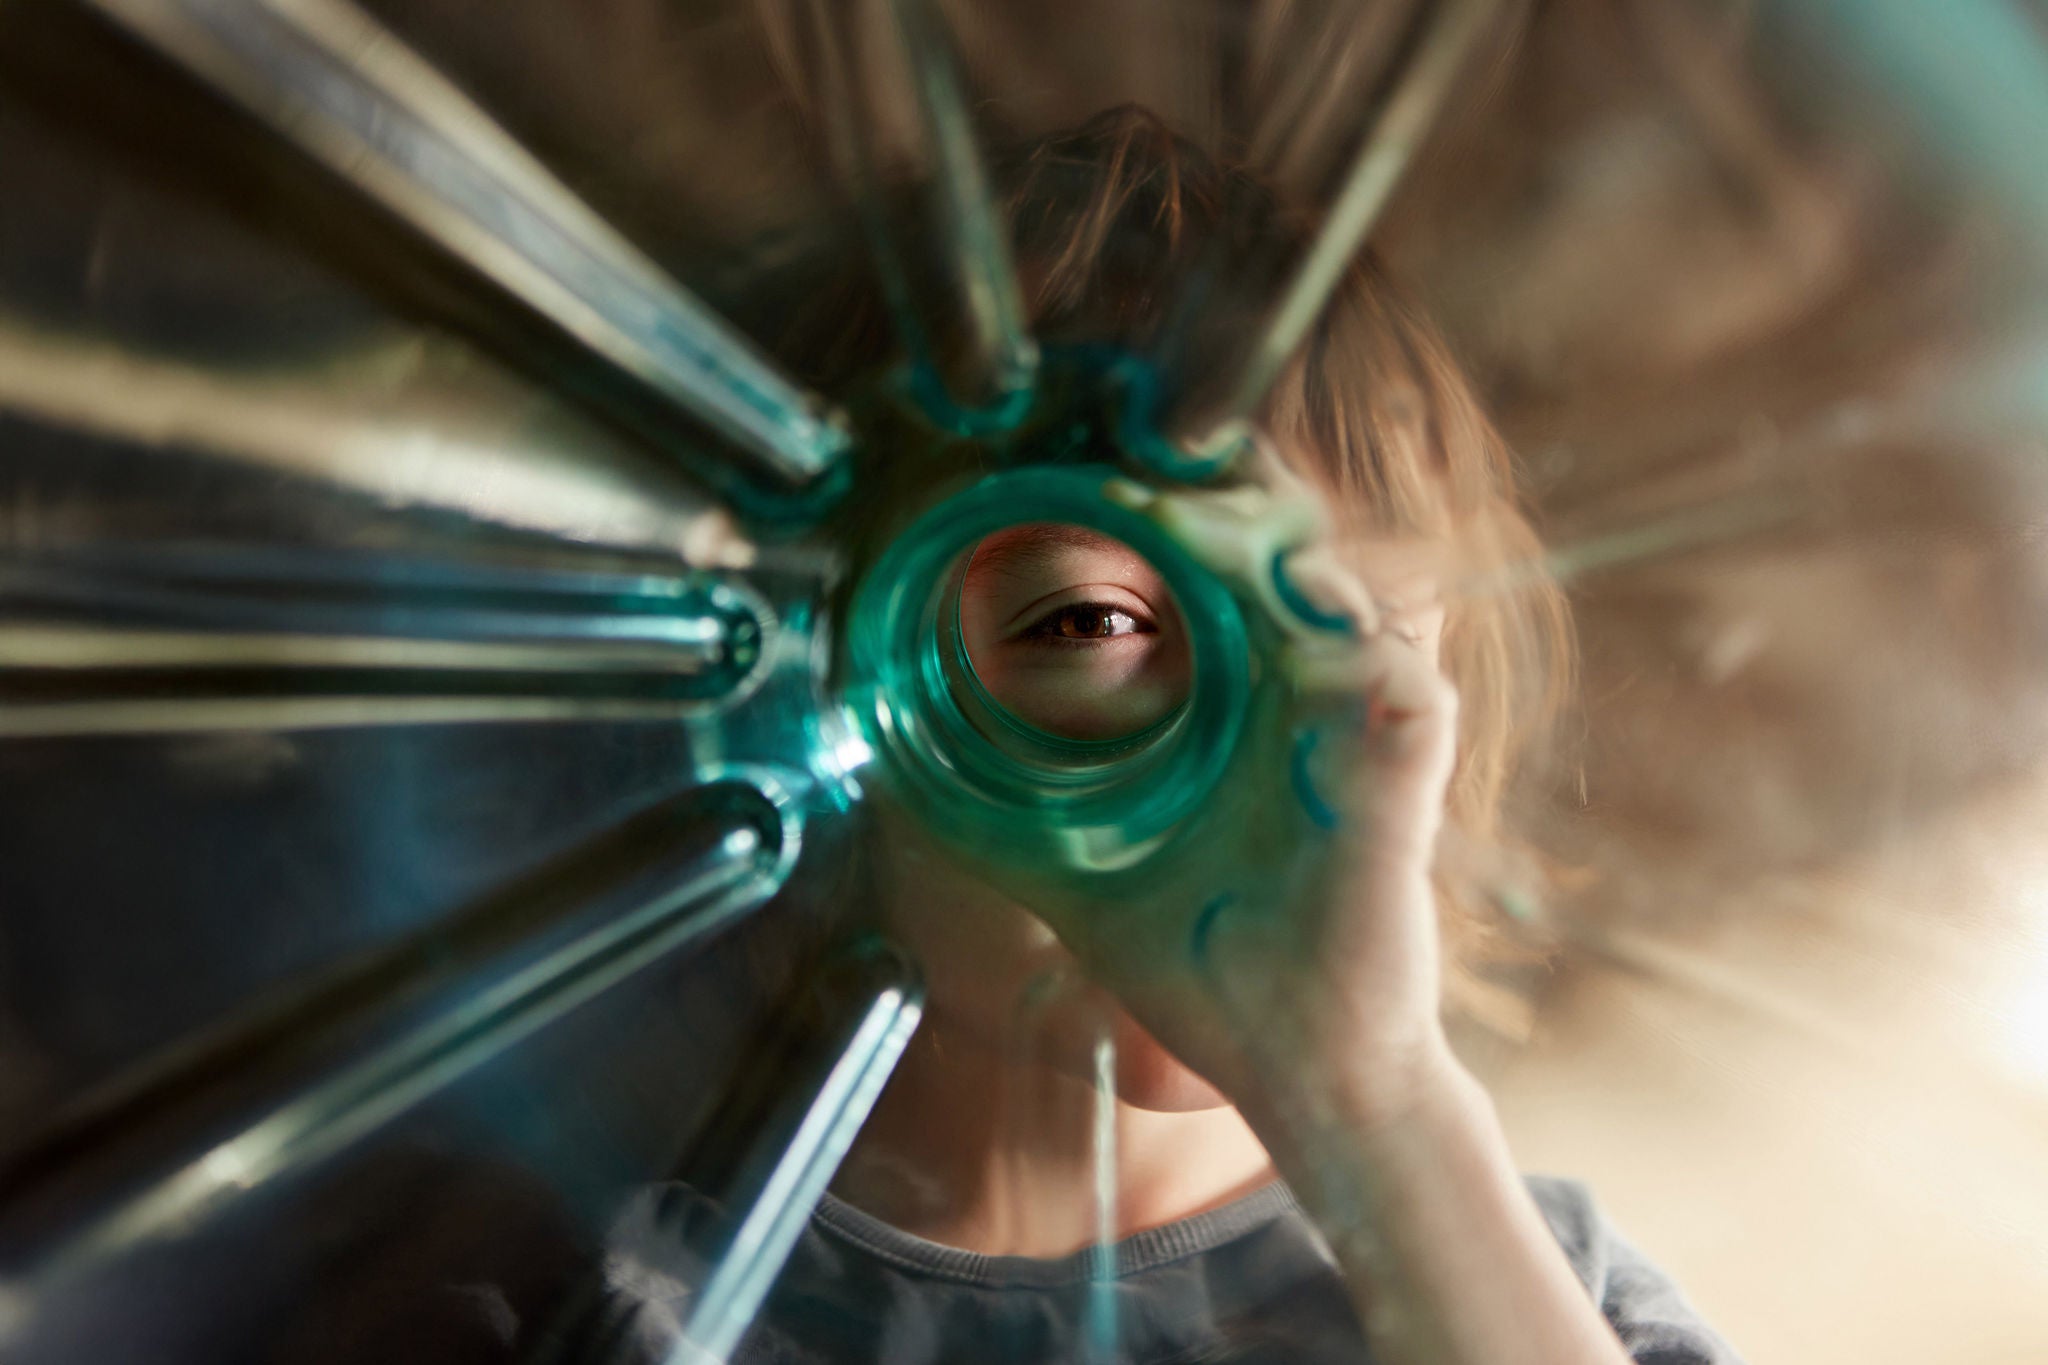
[1349,634,1459,863]
[1101,467,1340,643]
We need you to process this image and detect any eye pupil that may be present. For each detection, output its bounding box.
[1062,606,1111,638]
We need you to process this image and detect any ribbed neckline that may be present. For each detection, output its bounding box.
[809,1181,1303,1289]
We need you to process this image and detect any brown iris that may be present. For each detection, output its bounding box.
[1030,604,1149,641]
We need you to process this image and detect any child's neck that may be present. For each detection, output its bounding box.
[830,1020,1277,1258]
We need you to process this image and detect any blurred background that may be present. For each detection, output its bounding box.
[4,1,2047,1361]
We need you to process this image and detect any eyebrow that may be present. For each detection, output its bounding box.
[963,524,1132,584]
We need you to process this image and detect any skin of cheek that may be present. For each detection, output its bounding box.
[975,647,1188,740]
[871,801,1235,1114]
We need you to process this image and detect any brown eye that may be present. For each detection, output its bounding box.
[1062,605,1112,638]
[1023,603,1152,642]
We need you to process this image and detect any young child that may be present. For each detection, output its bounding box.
[582,108,1737,1365]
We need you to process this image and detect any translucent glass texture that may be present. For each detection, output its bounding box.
[2,2,2046,1362]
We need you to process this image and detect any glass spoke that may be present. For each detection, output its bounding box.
[0,546,770,734]
[671,942,923,1365]
[1084,1027,1119,1365]
[0,321,750,557]
[808,0,1038,430]
[1174,0,1505,459]
[56,0,853,494]
[0,783,788,1317]
[0,695,713,738]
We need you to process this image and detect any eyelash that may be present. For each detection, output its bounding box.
[1016,601,1157,647]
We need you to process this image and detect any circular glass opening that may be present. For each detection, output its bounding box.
[844,465,1251,874]
[955,522,1191,744]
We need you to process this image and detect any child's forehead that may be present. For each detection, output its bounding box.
[964,523,1154,582]
[960,519,1445,607]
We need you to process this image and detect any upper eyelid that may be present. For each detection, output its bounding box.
[997,583,1157,634]
[1009,598,1156,643]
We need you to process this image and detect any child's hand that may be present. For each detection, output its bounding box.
[1008,464,1465,1130]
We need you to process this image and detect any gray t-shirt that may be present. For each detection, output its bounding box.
[575,1177,1741,1364]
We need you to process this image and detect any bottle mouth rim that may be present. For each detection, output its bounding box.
[843,463,1252,873]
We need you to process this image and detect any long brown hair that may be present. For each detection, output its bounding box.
[784,106,1575,1031]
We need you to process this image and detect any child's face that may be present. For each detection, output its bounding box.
[872,520,1445,1111]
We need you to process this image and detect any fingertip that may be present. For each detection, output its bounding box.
[1364,667,1458,775]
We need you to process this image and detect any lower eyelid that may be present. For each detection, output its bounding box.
[1013,636,1110,651]
[1013,627,1153,650]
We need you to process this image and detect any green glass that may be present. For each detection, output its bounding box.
[842,464,1254,878]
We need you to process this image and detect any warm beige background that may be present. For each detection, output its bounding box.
[1487,769,2048,1362]
[1393,5,2048,1361]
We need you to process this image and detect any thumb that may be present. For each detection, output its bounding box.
[1349,632,1459,867]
